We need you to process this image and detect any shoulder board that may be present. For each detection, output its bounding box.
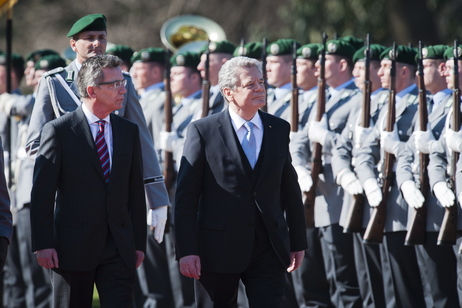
[407,94,418,105]
[43,67,64,77]
[122,71,132,78]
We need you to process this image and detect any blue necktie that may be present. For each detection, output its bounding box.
[95,120,110,183]
[242,121,257,168]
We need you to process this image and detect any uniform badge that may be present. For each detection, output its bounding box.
[302,47,312,58]
[422,48,428,59]
[38,59,48,70]
[209,42,217,52]
[238,46,247,56]
[455,47,462,58]
[270,44,280,55]
[327,42,337,53]
[141,51,150,62]
[176,55,185,66]
[0,55,5,65]
[389,49,397,60]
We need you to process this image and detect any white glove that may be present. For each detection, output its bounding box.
[159,131,178,152]
[337,169,363,195]
[150,206,168,244]
[445,128,462,153]
[400,180,425,209]
[308,114,330,146]
[354,125,373,148]
[294,165,313,192]
[433,181,455,208]
[363,178,382,207]
[380,127,401,156]
[414,129,436,154]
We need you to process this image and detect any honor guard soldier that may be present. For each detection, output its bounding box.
[354,45,427,307]
[196,40,235,117]
[428,44,462,305]
[106,44,135,72]
[265,39,301,123]
[398,44,459,307]
[291,39,362,308]
[25,14,169,245]
[24,49,59,89]
[331,43,388,308]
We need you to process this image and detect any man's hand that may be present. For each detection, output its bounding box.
[35,248,59,269]
[287,250,305,272]
[445,128,462,153]
[159,131,178,152]
[337,169,363,195]
[363,178,382,207]
[308,114,330,146]
[294,165,313,192]
[414,129,436,154]
[400,180,425,209]
[151,206,168,244]
[433,181,455,208]
[179,255,201,279]
[135,250,145,268]
[380,128,401,156]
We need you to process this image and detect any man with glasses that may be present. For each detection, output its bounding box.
[30,54,147,307]
[25,14,169,246]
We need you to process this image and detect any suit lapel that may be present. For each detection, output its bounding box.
[70,108,107,183]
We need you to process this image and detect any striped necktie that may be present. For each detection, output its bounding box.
[95,120,110,182]
[241,121,257,168]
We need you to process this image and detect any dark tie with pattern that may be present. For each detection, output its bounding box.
[96,120,110,182]
[242,121,257,168]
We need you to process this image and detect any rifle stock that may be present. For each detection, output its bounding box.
[405,41,428,245]
[261,38,268,112]
[363,43,397,244]
[304,33,328,228]
[163,49,175,193]
[344,34,370,233]
[438,41,459,246]
[201,42,211,118]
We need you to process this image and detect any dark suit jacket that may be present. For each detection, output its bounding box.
[174,109,307,274]
[30,107,146,271]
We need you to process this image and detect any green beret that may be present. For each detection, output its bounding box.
[0,53,24,70]
[443,45,462,60]
[34,55,66,71]
[106,45,134,65]
[67,14,107,38]
[338,36,364,51]
[380,45,417,66]
[233,42,263,60]
[26,49,59,63]
[131,47,166,64]
[267,39,301,56]
[325,40,356,59]
[297,43,322,60]
[353,44,387,63]
[199,40,236,55]
[170,51,201,68]
[416,44,448,62]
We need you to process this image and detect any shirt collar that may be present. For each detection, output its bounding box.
[82,103,111,125]
[228,108,262,131]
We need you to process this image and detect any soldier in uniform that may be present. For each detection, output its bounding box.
[25,14,169,256]
[106,44,135,72]
[291,39,362,308]
[265,39,301,124]
[331,43,388,308]
[196,40,235,117]
[427,44,462,306]
[397,44,458,307]
[354,45,427,307]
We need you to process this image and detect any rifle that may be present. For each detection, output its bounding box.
[405,41,428,245]
[261,37,268,112]
[363,43,397,244]
[343,34,370,233]
[438,40,459,246]
[303,32,328,228]
[163,49,175,193]
[200,41,211,118]
[290,41,299,132]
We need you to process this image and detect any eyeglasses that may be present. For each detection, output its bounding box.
[98,79,127,89]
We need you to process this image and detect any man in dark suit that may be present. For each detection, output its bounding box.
[30,55,147,308]
[174,56,307,307]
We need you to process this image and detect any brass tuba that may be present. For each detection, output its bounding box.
[160,15,226,53]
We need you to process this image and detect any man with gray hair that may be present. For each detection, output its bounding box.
[30,55,147,308]
[174,56,307,307]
